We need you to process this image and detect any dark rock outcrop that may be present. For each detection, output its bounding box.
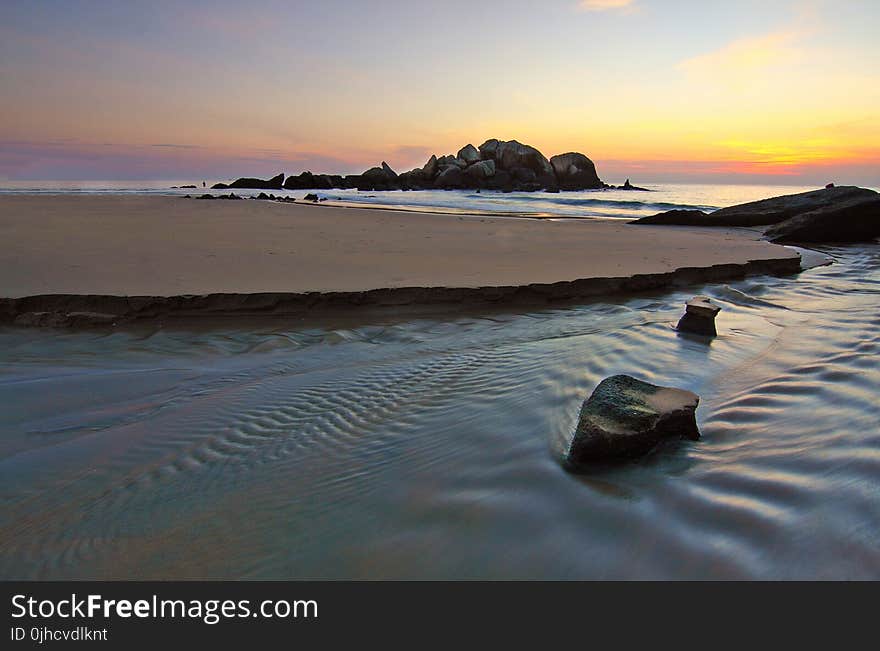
[765,197,880,243]
[677,296,721,336]
[709,185,877,226]
[358,165,398,191]
[381,161,398,179]
[283,172,342,190]
[619,179,650,191]
[213,173,284,190]
[211,138,610,193]
[634,209,709,225]
[397,168,428,190]
[634,186,878,227]
[565,375,700,468]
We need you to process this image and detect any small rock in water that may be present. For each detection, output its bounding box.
[303,193,319,202]
[677,295,721,336]
[565,375,700,469]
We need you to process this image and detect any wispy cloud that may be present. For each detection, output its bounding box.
[151,143,202,149]
[678,29,808,88]
[578,0,636,12]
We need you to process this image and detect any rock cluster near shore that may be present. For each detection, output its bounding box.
[210,139,642,193]
[633,185,880,244]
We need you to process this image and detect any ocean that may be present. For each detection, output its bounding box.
[0,180,857,219]
[0,183,878,579]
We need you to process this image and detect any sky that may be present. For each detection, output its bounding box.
[1,0,878,185]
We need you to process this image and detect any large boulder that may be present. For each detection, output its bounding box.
[477,138,553,176]
[566,375,700,469]
[457,144,481,165]
[463,159,496,180]
[434,165,464,189]
[357,165,399,191]
[381,161,398,179]
[478,139,501,161]
[436,154,466,169]
[497,140,554,176]
[360,166,387,180]
[549,152,602,190]
[487,169,513,191]
[765,197,880,243]
[710,186,877,226]
[283,171,334,190]
[422,154,438,179]
[510,167,537,184]
[398,168,429,190]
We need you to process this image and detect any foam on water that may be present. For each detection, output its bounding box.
[0,181,848,219]
[1,244,877,579]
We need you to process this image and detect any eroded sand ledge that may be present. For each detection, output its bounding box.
[0,195,801,325]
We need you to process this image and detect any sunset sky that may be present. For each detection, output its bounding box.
[2,0,878,184]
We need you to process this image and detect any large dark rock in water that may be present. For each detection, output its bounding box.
[565,375,700,468]
[549,152,602,190]
[634,186,878,227]
[215,173,284,190]
[765,197,880,243]
[708,185,878,226]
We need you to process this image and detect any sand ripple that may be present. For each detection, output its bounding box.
[1,245,878,579]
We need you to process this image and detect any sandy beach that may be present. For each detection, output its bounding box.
[0,194,799,307]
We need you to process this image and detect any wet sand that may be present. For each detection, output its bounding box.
[0,195,800,322]
[2,244,877,579]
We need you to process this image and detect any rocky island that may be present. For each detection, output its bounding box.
[212,138,636,193]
